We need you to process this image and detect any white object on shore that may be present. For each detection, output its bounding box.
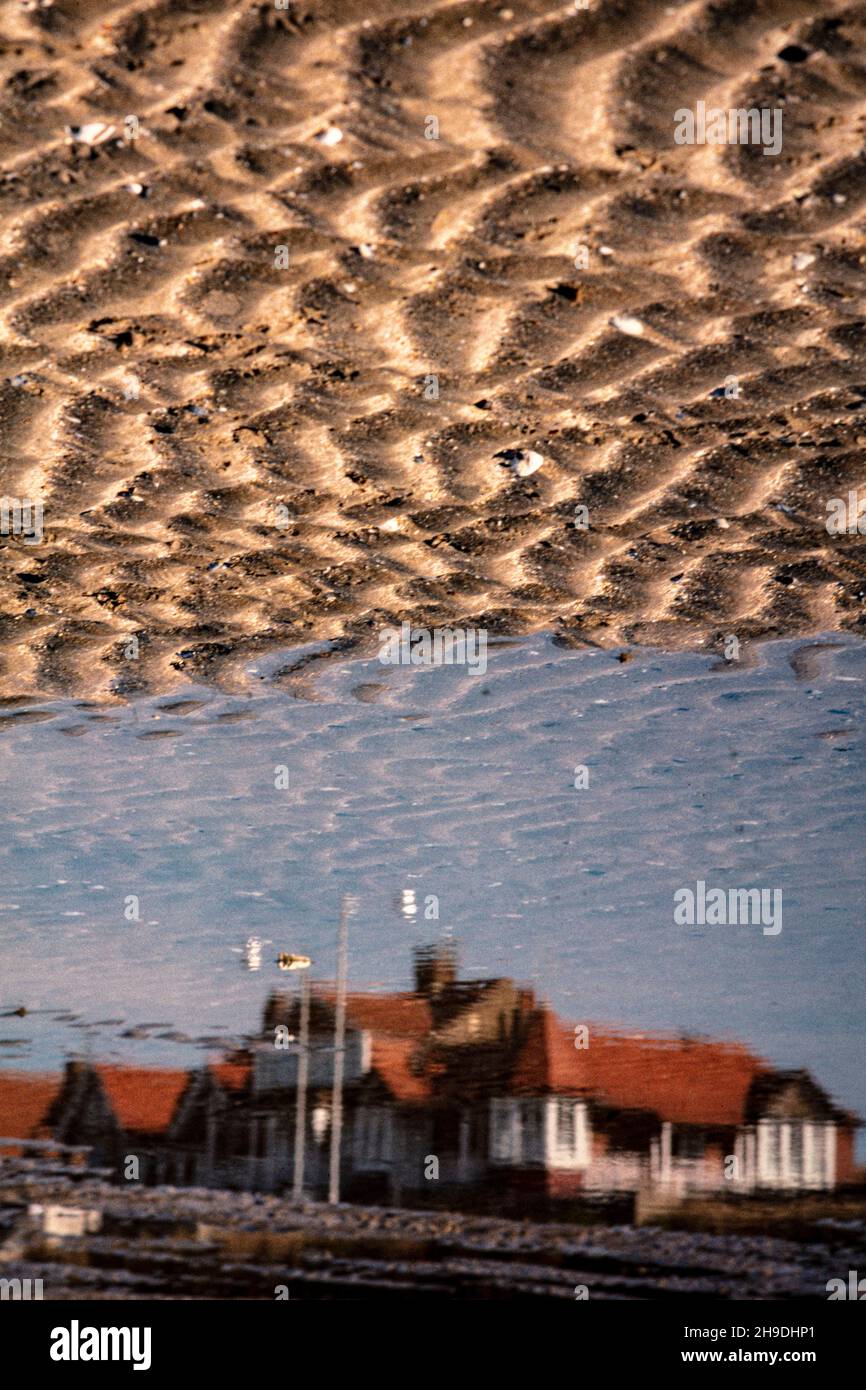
[610,314,645,337]
[791,252,815,271]
[495,448,544,478]
[315,126,343,146]
[66,123,116,146]
[29,1205,102,1237]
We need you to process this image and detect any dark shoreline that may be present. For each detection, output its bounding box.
[3,1169,866,1300]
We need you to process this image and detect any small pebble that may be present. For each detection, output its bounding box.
[66,122,115,146]
[495,448,544,478]
[610,314,645,337]
[777,44,811,63]
[315,126,343,146]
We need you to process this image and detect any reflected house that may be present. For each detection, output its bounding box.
[255,986,434,1197]
[43,1064,191,1179]
[236,944,859,1207]
[50,1060,253,1187]
[166,1059,253,1187]
[251,944,548,1200]
[0,946,858,1210]
[498,1011,853,1204]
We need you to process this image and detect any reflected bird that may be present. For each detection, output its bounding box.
[276,953,312,971]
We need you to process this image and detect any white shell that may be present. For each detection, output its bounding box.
[610,314,645,337]
[791,252,815,270]
[67,122,116,146]
[315,126,343,146]
[497,449,544,478]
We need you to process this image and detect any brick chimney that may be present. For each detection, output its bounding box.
[413,943,457,998]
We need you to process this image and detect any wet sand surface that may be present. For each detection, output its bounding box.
[1,0,865,698]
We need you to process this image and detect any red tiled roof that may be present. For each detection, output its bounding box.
[0,1071,62,1140]
[512,1011,768,1126]
[313,992,432,1100]
[209,1059,251,1093]
[95,1066,189,1135]
[341,992,431,1039]
[370,1038,430,1102]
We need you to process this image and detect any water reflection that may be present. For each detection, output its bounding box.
[1,633,865,1298]
[1,943,857,1223]
[2,632,863,1139]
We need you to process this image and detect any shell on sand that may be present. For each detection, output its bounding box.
[495,448,544,478]
[315,126,343,146]
[66,122,116,146]
[1,0,863,700]
[610,314,645,338]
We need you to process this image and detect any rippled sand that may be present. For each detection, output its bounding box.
[1,1,865,697]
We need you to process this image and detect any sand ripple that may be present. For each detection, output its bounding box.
[1,0,865,695]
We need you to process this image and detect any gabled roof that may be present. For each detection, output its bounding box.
[342,992,431,1039]
[745,1069,858,1127]
[0,1070,62,1140]
[369,1038,430,1102]
[94,1066,189,1135]
[298,992,433,1103]
[334,994,432,1102]
[511,1011,770,1127]
[266,988,432,1044]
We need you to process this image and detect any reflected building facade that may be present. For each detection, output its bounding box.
[1,946,858,1216]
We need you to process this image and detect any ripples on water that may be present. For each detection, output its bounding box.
[0,632,864,1221]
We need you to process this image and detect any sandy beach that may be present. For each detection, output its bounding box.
[0,0,864,700]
